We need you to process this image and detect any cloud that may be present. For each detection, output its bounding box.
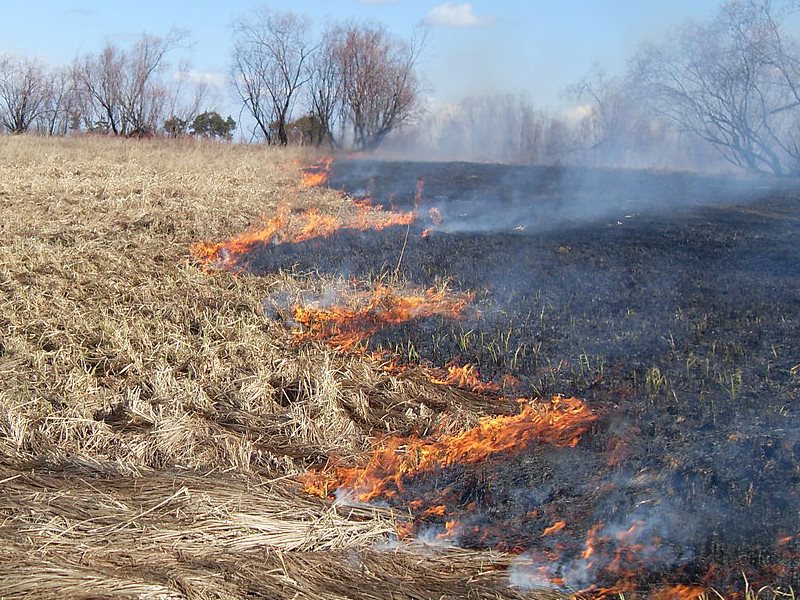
[423,3,494,27]
[178,70,226,87]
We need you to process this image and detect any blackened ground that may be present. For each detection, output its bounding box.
[251,160,800,592]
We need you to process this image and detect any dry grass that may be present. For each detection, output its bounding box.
[0,135,557,599]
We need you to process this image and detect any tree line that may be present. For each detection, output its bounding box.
[3,1,800,174]
[231,10,423,150]
[0,9,422,150]
[0,30,235,140]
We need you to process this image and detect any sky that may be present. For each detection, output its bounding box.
[0,1,730,114]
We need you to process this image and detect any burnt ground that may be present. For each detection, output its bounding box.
[247,160,799,592]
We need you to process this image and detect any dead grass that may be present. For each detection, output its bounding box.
[0,135,556,599]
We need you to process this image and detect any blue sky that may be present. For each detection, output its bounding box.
[1,1,729,112]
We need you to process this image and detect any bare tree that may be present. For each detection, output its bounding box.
[307,27,343,147]
[567,67,630,153]
[332,22,424,150]
[123,33,185,136]
[73,31,185,136]
[231,10,313,145]
[39,66,79,136]
[73,44,125,133]
[633,0,800,175]
[162,60,209,137]
[0,55,51,133]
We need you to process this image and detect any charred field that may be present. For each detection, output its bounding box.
[231,159,800,594]
[0,137,797,599]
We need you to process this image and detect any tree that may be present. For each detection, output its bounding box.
[40,66,78,136]
[281,113,324,145]
[231,9,313,145]
[189,111,236,140]
[632,0,800,176]
[306,27,343,147]
[161,61,209,137]
[566,65,654,165]
[163,115,187,137]
[73,31,186,136]
[0,55,50,133]
[332,22,424,150]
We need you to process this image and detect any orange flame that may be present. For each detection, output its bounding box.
[191,205,414,271]
[291,285,473,351]
[542,520,566,536]
[778,532,799,545]
[304,396,595,503]
[422,206,444,238]
[300,157,334,188]
[429,363,500,394]
[652,585,706,600]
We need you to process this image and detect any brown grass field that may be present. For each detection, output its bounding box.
[0,136,570,600]
[0,136,793,600]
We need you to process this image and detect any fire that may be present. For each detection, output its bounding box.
[429,363,500,394]
[304,396,595,504]
[190,204,414,271]
[542,520,566,536]
[291,285,473,351]
[422,206,444,238]
[778,532,799,545]
[300,157,333,188]
[651,585,706,600]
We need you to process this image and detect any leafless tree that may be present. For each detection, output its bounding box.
[231,10,313,145]
[0,55,51,133]
[307,27,343,147]
[332,22,424,150]
[162,60,210,137]
[73,44,125,133]
[73,31,185,136]
[568,67,631,152]
[633,0,800,175]
[39,66,79,136]
[565,65,660,165]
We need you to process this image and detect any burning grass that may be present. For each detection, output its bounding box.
[0,136,572,599]
[0,136,795,599]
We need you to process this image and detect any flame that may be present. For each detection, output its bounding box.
[304,396,595,503]
[300,157,333,188]
[191,205,414,271]
[429,363,500,394]
[422,206,444,238]
[291,285,473,351]
[778,532,799,545]
[652,585,706,600]
[582,522,604,561]
[542,520,566,536]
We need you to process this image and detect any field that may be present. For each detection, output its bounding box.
[0,136,797,599]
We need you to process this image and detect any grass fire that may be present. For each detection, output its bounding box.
[1,135,798,600]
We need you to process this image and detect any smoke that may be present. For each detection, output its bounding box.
[239,156,800,592]
[328,159,779,242]
[509,504,697,592]
[375,91,733,173]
